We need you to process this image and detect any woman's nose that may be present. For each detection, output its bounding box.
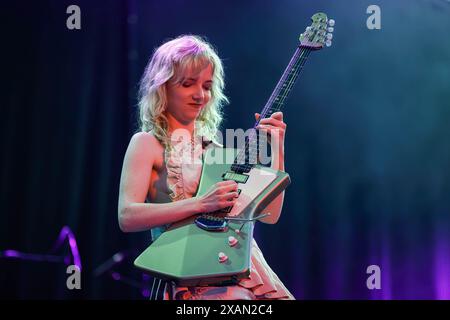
[192,87,205,102]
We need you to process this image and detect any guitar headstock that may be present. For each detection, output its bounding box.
[299,12,335,50]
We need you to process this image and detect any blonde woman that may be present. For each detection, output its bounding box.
[118,35,294,300]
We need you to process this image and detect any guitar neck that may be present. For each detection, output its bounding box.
[256,46,311,122]
[232,47,312,173]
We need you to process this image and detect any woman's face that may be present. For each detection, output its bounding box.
[165,63,213,125]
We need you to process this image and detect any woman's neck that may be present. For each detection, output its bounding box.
[166,113,196,138]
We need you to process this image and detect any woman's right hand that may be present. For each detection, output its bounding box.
[197,180,239,213]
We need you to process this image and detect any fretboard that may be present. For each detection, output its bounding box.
[232,47,312,173]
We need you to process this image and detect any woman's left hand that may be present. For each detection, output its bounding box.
[255,111,286,146]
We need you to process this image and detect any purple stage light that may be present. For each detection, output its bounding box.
[1,226,82,271]
[3,250,20,258]
[141,289,150,298]
[111,272,121,281]
[56,226,82,270]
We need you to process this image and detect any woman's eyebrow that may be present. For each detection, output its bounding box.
[184,77,213,83]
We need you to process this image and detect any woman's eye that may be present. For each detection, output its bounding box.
[181,81,211,90]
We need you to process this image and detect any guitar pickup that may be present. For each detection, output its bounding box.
[222,171,249,184]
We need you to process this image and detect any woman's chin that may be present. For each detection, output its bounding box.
[190,108,202,117]
[181,114,200,124]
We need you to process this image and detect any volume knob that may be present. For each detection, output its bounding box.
[228,236,238,247]
[218,252,228,263]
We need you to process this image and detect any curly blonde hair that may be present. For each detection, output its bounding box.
[138,35,229,148]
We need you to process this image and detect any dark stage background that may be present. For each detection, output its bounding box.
[1,0,449,299]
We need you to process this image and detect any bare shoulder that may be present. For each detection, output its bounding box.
[131,131,159,144]
[130,131,161,150]
[126,131,162,162]
[119,131,163,212]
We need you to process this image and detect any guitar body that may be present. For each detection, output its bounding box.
[134,147,290,286]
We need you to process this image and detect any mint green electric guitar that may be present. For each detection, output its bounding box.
[135,12,335,287]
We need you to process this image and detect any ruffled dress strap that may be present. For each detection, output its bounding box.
[150,133,215,242]
[164,133,208,201]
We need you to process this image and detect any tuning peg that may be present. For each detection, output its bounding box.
[327,27,334,33]
[325,40,332,47]
[326,33,333,40]
[328,19,335,27]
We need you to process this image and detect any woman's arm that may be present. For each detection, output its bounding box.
[259,138,285,224]
[118,132,239,232]
[118,132,202,232]
[255,112,286,224]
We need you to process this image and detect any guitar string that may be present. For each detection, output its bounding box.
[234,47,312,171]
[235,47,311,169]
[234,48,305,167]
[218,49,310,227]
